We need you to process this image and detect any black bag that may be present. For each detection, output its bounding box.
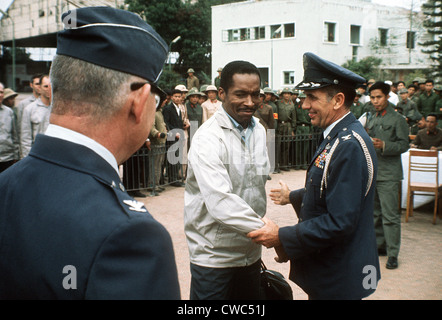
[260,260,293,300]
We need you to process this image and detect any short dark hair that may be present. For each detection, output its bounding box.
[31,74,42,82]
[323,85,356,109]
[427,113,438,121]
[426,79,434,85]
[220,60,261,94]
[171,89,182,95]
[369,81,390,96]
[408,84,417,90]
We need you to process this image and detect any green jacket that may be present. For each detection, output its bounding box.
[366,104,409,181]
[351,102,364,119]
[418,91,439,116]
[276,100,297,133]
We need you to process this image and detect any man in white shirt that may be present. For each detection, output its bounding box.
[184,60,271,300]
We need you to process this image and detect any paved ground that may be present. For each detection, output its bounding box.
[138,169,442,300]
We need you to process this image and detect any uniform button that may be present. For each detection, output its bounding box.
[119,183,125,192]
[111,181,117,188]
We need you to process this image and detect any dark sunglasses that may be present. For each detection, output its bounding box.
[131,81,166,108]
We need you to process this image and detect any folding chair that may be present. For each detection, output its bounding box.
[406,150,442,224]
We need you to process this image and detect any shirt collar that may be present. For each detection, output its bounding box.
[223,107,256,131]
[45,124,119,175]
[323,111,351,139]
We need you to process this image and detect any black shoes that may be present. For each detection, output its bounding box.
[386,257,398,269]
[171,181,185,187]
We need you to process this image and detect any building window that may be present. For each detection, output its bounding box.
[271,24,282,39]
[240,28,250,41]
[350,25,361,45]
[283,71,295,85]
[284,23,295,38]
[407,31,416,49]
[254,26,266,40]
[324,22,337,43]
[379,28,388,46]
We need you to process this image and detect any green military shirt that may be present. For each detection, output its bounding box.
[418,91,439,117]
[276,100,297,134]
[295,103,311,127]
[351,101,364,119]
[186,101,203,129]
[366,104,409,181]
[267,100,278,130]
[396,99,422,123]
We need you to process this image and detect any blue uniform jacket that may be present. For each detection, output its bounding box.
[279,113,380,299]
[0,134,180,299]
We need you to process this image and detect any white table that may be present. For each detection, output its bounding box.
[400,149,442,209]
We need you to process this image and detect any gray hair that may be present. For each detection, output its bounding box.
[50,55,138,120]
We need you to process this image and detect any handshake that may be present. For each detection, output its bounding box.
[247,180,292,263]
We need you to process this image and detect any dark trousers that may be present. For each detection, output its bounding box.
[190,259,262,300]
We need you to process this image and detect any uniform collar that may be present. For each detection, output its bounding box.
[45,124,119,175]
[29,134,121,184]
[323,111,351,140]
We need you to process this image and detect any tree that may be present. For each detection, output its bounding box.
[341,56,383,81]
[124,0,243,87]
[420,0,442,79]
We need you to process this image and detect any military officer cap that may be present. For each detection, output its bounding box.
[292,89,300,95]
[187,68,195,73]
[57,7,168,84]
[281,87,292,94]
[295,52,365,91]
[434,84,442,91]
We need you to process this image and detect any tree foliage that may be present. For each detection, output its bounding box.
[124,0,242,86]
[420,0,442,79]
[341,56,383,81]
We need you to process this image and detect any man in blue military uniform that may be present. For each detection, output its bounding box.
[248,52,380,300]
[0,7,180,299]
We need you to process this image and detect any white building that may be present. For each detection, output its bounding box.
[211,0,432,89]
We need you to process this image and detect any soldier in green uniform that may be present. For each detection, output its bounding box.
[263,87,280,172]
[396,88,422,133]
[254,89,275,132]
[214,67,222,88]
[351,91,364,119]
[294,91,311,169]
[417,80,439,117]
[276,87,297,170]
[366,82,409,270]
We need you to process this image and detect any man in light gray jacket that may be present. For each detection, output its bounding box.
[184,61,270,300]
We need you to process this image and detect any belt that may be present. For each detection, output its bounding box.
[278,120,289,124]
